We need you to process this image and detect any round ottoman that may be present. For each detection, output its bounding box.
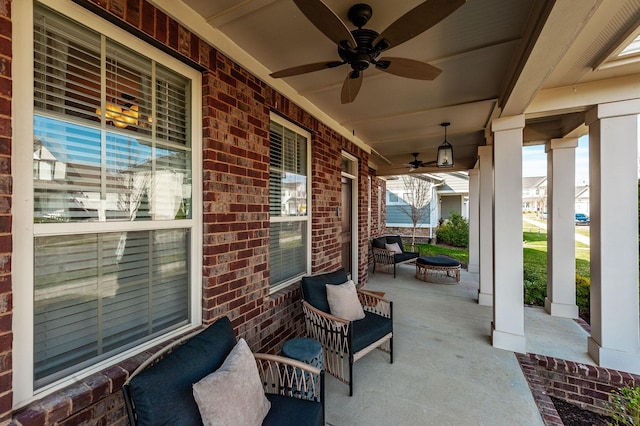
[281,338,323,399]
[415,256,461,283]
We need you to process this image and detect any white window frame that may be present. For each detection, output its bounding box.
[268,113,311,292]
[13,0,202,407]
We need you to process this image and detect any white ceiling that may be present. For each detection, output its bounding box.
[175,0,640,175]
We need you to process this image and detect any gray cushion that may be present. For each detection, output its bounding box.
[128,316,236,426]
[301,269,349,313]
[385,235,405,252]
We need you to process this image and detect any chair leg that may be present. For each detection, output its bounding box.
[390,336,394,364]
[349,356,354,396]
[393,263,396,278]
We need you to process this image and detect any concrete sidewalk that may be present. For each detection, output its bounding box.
[523,216,590,246]
[324,264,591,426]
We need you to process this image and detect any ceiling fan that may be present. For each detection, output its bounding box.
[270,0,466,104]
[408,152,436,171]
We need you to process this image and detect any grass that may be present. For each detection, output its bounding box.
[523,231,590,277]
[412,242,469,264]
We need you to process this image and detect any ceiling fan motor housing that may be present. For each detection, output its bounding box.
[338,28,382,75]
[347,3,373,28]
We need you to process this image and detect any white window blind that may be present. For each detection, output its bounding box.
[269,120,309,287]
[32,4,194,388]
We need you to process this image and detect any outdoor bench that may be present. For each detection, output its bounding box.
[122,316,324,426]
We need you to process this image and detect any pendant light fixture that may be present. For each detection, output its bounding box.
[437,122,454,168]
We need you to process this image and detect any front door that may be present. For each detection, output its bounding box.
[341,176,352,275]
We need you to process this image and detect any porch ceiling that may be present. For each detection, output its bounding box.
[173,0,640,175]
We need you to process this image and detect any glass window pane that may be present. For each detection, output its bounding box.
[34,115,102,222]
[269,119,309,286]
[269,221,307,285]
[34,229,190,387]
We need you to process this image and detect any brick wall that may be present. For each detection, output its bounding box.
[518,353,640,418]
[0,0,11,424]
[9,0,376,424]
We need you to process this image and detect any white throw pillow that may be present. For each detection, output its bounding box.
[385,242,402,253]
[193,338,270,426]
[326,280,366,321]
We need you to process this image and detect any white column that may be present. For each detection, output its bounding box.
[468,166,480,274]
[545,138,579,318]
[491,115,526,353]
[585,100,640,374]
[478,145,494,306]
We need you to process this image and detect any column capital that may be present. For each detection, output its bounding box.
[545,137,578,153]
[468,167,479,176]
[477,145,493,156]
[492,114,525,132]
[585,99,640,125]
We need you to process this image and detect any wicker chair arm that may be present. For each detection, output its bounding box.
[303,300,350,325]
[253,353,323,402]
[302,301,352,388]
[357,289,392,318]
[372,247,395,265]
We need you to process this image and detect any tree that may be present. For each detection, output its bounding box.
[397,175,434,249]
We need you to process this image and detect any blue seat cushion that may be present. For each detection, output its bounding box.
[394,251,419,263]
[128,316,236,426]
[417,256,460,267]
[263,394,323,426]
[301,269,349,313]
[351,311,393,354]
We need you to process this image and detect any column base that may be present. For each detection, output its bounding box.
[492,324,526,353]
[478,291,493,306]
[544,297,578,319]
[588,337,640,375]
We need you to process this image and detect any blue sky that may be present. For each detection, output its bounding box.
[522,115,640,185]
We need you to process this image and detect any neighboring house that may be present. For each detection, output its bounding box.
[522,176,547,213]
[522,176,590,216]
[575,185,590,215]
[385,172,469,236]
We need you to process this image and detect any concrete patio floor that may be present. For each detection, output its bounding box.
[324,263,592,426]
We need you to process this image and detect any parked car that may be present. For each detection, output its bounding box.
[575,213,590,225]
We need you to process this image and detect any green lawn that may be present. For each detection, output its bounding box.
[413,243,469,264]
[523,231,590,277]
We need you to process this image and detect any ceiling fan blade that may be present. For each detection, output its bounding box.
[376,57,442,80]
[374,0,466,50]
[293,0,357,48]
[270,61,344,78]
[341,72,363,104]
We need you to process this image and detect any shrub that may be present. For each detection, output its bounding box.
[575,275,590,320]
[610,385,640,425]
[436,211,469,247]
[523,265,546,306]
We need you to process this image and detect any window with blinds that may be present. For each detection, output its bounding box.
[32,4,195,388]
[269,118,309,287]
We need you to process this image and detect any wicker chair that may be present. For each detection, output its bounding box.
[301,269,393,396]
[122,316,324,425]
[371,235,419,278]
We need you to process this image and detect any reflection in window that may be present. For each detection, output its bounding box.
[269,119,309,287]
